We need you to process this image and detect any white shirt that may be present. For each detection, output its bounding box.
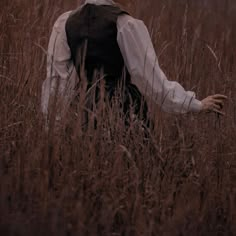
[41,0,202,118]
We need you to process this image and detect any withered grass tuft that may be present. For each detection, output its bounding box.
[0,0,235,235]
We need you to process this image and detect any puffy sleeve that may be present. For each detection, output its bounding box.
[41,11,77,120]
[117,15,202,114]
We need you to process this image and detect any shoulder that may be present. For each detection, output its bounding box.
[53,11,73,33]
[117,14,146,31]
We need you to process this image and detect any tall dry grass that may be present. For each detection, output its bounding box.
[0,0,236,235]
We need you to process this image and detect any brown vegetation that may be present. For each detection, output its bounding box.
[0,0,235,235]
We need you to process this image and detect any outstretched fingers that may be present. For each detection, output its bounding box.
[212,94,228,100]
[213,99,224,108]
[201,94,228,115]
[212,95,227,110]
[212,108,225,116]
[213,103,221,111]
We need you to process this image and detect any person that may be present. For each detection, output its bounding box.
[41,0,227,128]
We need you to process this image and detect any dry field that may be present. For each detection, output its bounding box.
[0,0,236,235]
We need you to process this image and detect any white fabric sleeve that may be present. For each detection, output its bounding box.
[117,15,202,114]
[41,11,77,119]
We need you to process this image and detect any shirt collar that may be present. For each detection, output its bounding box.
[84,0,115,5]
[72,0,115,17]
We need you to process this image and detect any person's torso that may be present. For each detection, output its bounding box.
[65,3,148,120]
[65,3,129,85]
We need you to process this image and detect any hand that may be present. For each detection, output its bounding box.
[201,94,227,115]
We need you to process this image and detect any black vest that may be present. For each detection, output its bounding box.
[65,4,148,120]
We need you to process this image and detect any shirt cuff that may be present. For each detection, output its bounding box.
[190,99,203,113]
